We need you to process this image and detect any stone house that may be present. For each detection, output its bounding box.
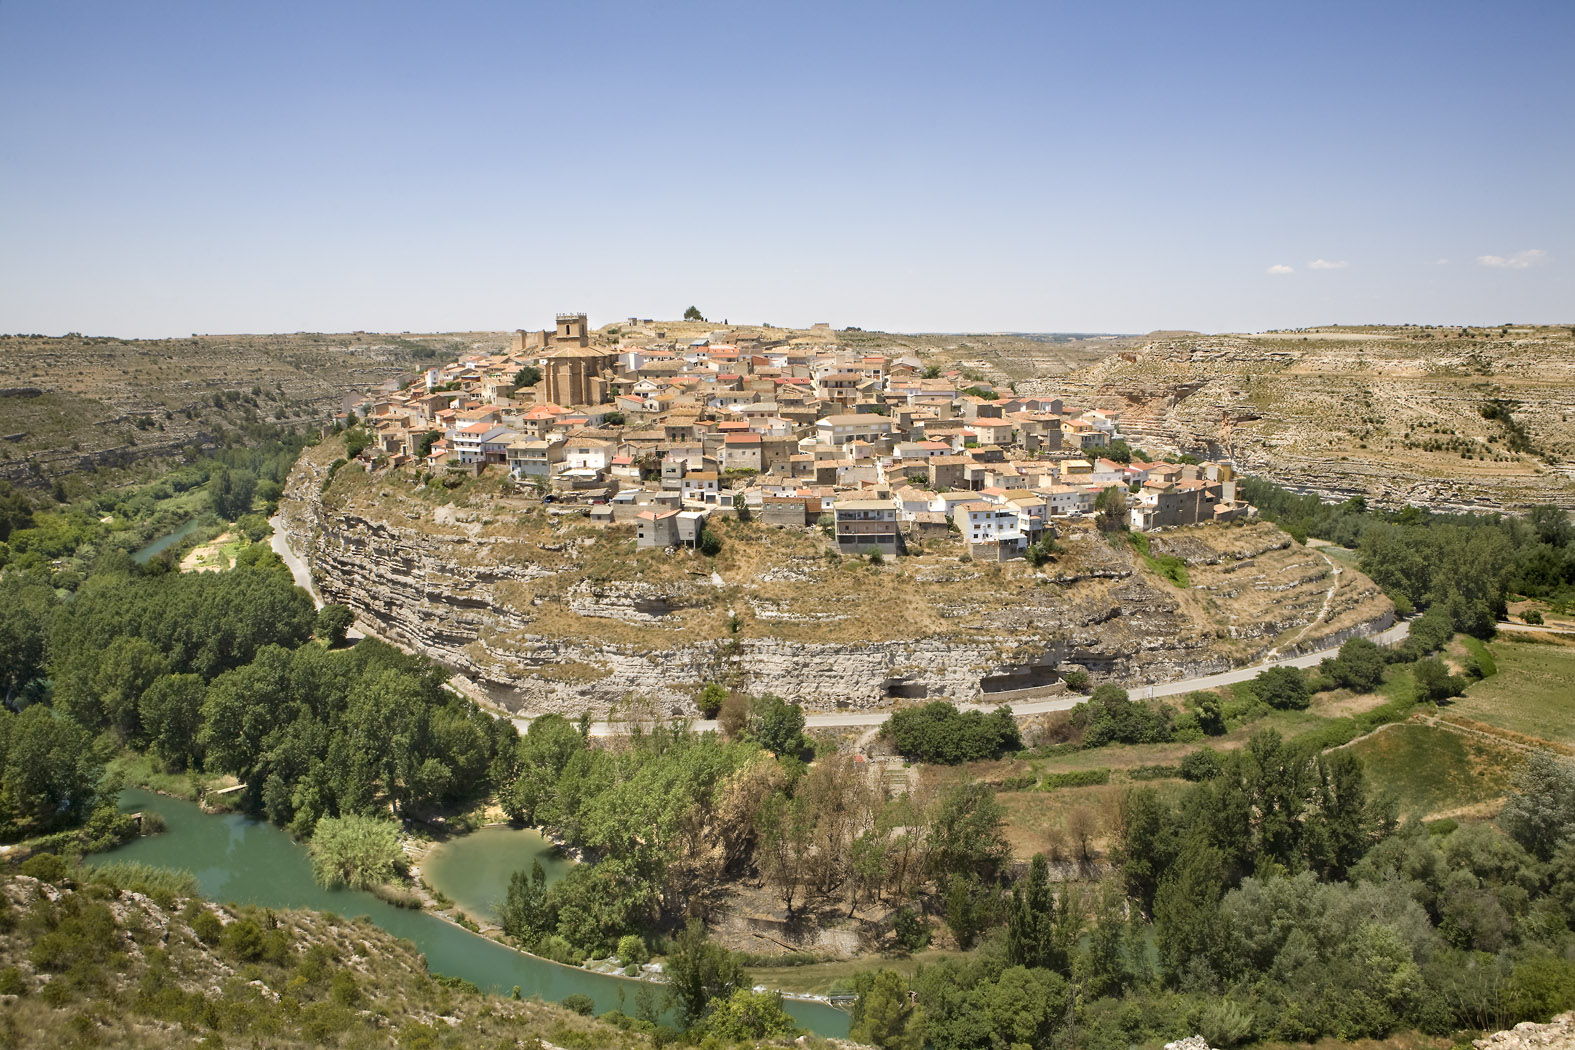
[834,499,900,556]
[636,509,681,548]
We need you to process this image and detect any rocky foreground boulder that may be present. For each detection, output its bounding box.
[1162,1012,1575,1050]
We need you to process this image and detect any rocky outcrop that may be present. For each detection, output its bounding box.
[280,447,1396,718]
[1476,1013,1575,1050]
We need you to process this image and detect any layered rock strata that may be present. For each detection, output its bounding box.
[281,449,1394,718]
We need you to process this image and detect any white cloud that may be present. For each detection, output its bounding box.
[1477,249,1548,270]
[1308,258,1348,270]
[1435,258,1450,265]
[1266,264,1294,275]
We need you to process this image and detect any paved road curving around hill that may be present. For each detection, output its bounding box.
[526,619,1414,738]
[269,514,321,606]
[269,514,365,640]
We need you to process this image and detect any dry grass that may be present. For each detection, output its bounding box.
[1447,637,1575,745]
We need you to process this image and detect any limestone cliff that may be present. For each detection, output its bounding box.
[281,444,1394,718]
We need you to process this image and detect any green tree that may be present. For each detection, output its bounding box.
[755,791,813,916]
[1006,852,1064,971]
[1114,786,1177,912]
[851,968,923,1050]
[697,526,722,556]
[337,668,432,815]
[513,365,542,388]
[702,988,799,1042]
[926,782,1010,884]
[732,491,751,522]
[1153,841,1227,982]
[416,429,443,457]
[883,702,1020,764]
[0,575,55,706]
[1254,665,1311,710]
[208,467,257,521]
[683,306,704,321]
[499,860,552,947]
[664,918,746,1028]
[236,513,271,542]
[1499,754,1575,861]
[315,604,354,646]
[0,706,102,839]
[1080,684,1173,746]
[0,481,34,541]
[505,713,585,824]
[696,682,728,718]
[1095,485,1128,532]
[94,635,170,740]
[749,693,806,757]
[138,673,207,771]
[1189,690,1226,735]
[1321,636,1387,693]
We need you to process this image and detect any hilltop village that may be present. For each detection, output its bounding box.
[339,314,1253,557]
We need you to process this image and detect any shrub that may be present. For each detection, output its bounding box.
[883,702,1020,765]
[1180,748,1224,781]
[697,527,722,557]
[617,933,649,967]
[308,814,408,890]
[703,988,798,1042]
[1077,685,1173,747]
[191,909,223,945]
[892,907,930,952]
[1412,657,1466,702]
[561,993,596,1016]
[1025,538,1058,566]
[1061,670,1091,694]
[1041,769,1111,789]
[221,917,266,962]
[696,682,727,718]
[0,966,25,995]
[18,853,68,883]
[1523,609,1544,625]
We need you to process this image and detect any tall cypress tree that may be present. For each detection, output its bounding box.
[1006,852,1062,970]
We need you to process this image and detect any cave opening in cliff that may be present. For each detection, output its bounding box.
[979,665,1061,694]
[883,677,928,700]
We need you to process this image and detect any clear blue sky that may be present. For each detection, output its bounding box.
[2,0,1570,337]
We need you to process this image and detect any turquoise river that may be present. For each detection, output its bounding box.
[102,789,850,1037]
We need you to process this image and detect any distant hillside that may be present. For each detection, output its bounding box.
[1024,324,1575,512]
[0,331,508,494]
